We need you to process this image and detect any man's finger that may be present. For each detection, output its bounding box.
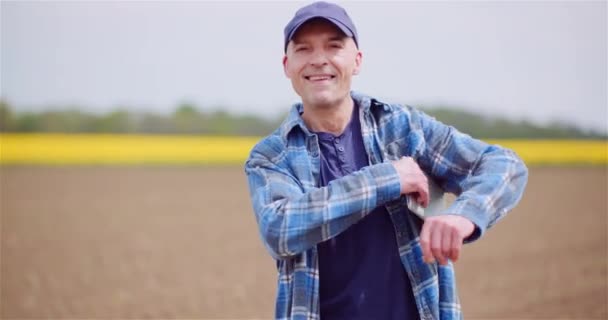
[441,226,452,264]
[416,181,430,208]
[430,224,446,265]
[420,221,434,263]
[450,229,462,262]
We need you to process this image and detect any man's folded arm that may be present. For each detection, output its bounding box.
[245,154,401,260]
[410,106,529,241]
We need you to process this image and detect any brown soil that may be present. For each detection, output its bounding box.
[1,166,606,319]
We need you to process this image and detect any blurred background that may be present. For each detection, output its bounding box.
[1,1,606,319]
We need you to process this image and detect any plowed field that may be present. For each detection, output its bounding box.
[1,166,606,318]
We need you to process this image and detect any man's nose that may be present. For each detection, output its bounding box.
[309,49,328,67]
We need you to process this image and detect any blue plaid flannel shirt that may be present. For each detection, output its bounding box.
[245,91,528,320]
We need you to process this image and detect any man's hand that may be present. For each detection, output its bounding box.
[420,215,475,265]
[391,157,429,207]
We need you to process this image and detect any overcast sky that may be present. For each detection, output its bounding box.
[2,1,606,133]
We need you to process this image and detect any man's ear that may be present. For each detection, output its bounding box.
[282,55,290,78]
[353,51,363,75]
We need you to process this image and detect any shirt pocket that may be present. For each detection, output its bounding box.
[384,130,425,161]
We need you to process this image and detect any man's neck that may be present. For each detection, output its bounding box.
[301,97,354,136]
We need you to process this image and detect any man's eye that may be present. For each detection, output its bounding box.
[329,43,343,49]
[295,47,309,52]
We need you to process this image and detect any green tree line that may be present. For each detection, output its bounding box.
[0,100,605,139]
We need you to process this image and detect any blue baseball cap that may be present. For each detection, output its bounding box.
[283,1,359,52]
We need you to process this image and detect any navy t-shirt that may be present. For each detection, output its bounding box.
[315,102,419,320]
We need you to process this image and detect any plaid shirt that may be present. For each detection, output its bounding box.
[245,91,528,320]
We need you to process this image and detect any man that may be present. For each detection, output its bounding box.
[244,2,528,319]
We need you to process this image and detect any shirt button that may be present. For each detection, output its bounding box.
[337,146,345,152]
[339,156,346,162]
[334,138,340,144]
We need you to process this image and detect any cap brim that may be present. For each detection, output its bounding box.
[286,16,355,51]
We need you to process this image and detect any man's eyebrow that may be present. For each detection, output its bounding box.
[329,35,347,42]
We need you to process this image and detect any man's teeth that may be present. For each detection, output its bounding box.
[307,75,333,81]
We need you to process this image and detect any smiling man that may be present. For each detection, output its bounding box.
[245,2,528,319]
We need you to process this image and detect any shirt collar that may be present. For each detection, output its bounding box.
[279,91,391,140]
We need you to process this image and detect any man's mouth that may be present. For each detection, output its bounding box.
[304,75,335,81]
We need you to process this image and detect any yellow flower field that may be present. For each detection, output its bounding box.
[0,134,606,165]
[0,134,259,165]
[486,139,607,165]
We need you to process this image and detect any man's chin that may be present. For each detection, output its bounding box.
[304,92,336,108]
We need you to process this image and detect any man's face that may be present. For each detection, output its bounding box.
[283,19,362,109]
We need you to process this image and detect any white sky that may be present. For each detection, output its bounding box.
[1,1,607,133]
